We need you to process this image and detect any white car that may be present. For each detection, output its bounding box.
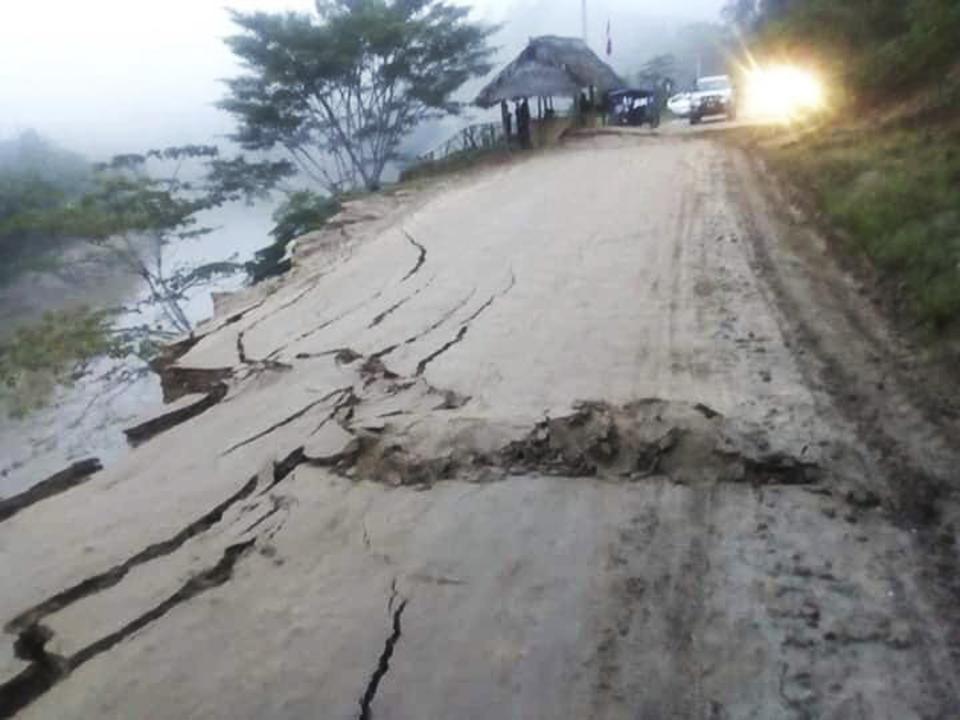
[689,75,736,124]
[667,93,692,117]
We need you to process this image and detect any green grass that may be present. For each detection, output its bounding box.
[768,123,960,333]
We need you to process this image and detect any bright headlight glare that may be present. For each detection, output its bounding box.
[743,65,825,120]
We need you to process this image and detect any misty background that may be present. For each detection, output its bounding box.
[0,0,727,494]
[1,0,727,161]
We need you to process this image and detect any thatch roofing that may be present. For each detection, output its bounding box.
[475,36,626,107]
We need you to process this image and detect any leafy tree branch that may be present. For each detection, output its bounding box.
[219,0,496,193]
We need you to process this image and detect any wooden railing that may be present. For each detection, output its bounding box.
[413,107,582,166]
[417,122,506,163]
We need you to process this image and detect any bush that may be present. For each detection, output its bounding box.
[245,191,340,284]
[0,132,91,285]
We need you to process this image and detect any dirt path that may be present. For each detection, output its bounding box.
[2,132,959,719]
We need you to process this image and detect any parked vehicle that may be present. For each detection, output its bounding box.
[667,92,692,117]
[608,89,661,129]
[689,75,736,124]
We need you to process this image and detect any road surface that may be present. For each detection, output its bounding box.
[2,130,959,719]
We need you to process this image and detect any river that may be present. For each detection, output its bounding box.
[0,200,276,497]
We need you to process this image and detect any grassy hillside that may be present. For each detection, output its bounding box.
[765,121,960,335]
[731,0,960,104]
[737,0,960,341]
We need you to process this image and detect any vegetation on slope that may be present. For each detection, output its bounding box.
[246,191,341,284]
[730,0,960,338]
[0,308,121,417]
[766,123,960,334]
[727,0,960,103]
[0,131,91,285]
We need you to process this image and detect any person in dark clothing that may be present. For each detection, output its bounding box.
[500,100,513,143]
[579,91,591,114]
[517,98,532,149]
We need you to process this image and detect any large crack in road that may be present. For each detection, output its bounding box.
[357,590,408,720]
[4,476,260,635]
[2,131,959,719]
[0,540,256,719]
[415,272,515,376]
[400,230,427,282]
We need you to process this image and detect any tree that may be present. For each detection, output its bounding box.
[2,145,290,335]
[0,144,293,416]
[722,0,759,29]
[31,147,225,334]
[219,0,496,193]
[636,54,677,88]
[0,131,92,285]
[722,0,798,30]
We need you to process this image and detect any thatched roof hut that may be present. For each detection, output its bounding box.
[475,36,626,107]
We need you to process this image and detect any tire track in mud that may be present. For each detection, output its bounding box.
[589,487,714,720]
[728,148,959,516]
[666,144,716,381]
[656,490,711,718]
[726,145,960,714]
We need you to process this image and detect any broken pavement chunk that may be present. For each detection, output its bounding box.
[124,384,229,446]
[302,422,359,467]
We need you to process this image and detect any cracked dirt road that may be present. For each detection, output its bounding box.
[2,132,960,719]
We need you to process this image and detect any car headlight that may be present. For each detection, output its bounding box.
[743,65,825,120]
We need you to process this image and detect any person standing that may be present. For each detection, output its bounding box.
[500,100,513,144]
[518,98,532,149]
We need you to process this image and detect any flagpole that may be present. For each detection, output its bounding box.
[582,0,588,45]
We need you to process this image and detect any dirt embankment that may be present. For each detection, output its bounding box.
[1,132,959,719]
[739,109,960,369]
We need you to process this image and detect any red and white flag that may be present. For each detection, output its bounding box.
[606,19,613,56]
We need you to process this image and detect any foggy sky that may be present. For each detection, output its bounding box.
[0,0,725,159]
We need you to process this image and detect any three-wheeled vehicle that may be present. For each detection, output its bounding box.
[607,89,661,129]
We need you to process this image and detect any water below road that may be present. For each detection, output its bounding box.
[0,201,276,497]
